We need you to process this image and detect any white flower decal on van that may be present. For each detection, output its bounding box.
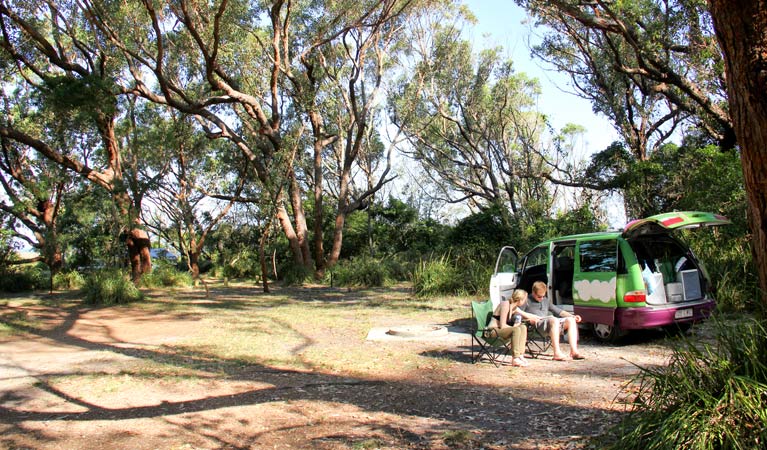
[574,278,616,303]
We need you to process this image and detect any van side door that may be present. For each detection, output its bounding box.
[573,238,619,326]
[489,246,519,307]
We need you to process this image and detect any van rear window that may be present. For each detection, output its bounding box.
[579,240,617,272]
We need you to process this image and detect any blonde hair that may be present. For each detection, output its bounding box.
[532,280,547,294]
[511,289,527,305]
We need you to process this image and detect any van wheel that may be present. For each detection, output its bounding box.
[592,323,623,343]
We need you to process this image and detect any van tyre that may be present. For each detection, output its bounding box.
[593,323,624,344]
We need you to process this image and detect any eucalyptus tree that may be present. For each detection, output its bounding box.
[0,92,70,278]
[390,16,567,227]
[0,72,65,276]
[516,0,733,154]
[69,0,433,277]
[0,0,159,282]
[142,108,244,281]
[708,0,767,306]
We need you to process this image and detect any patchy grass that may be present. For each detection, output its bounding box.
[1,280,669,449]
[159,283,466,377]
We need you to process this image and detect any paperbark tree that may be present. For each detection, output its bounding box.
[0,149,66,278]
[143,110,244,283]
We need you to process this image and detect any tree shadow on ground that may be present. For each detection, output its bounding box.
[140,282,457,315]
[1,290,625,449]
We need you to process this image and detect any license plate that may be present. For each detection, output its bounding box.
[675,309,693,319]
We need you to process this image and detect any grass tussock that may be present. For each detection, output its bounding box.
[141,266,193,288]
[53,270,85,290]
[84,269,144,305]
[411,253,492,298]
[600,317,767,450]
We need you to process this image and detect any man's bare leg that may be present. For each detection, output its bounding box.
[563,318,584,359]
[549,319,567,360]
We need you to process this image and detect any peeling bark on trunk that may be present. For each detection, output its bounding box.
[708,0,767,306]
[36,198,63,276]
[126,227,151,284]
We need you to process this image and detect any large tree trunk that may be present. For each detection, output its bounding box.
[326,168,353,271]
[126,227,151,283]
[312,140,326,276]
[288,169,313,268]
[276,203,304,266]
[36,198,63,276]
[708,0,767,307]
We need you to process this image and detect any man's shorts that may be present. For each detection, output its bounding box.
[533,316,566,334]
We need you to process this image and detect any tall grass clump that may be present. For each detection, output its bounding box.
[280,264,313,286]
[411,252,492,298]
[599,317,767,450]
[331,255,391,287]
[142,266,192,288]
[411,255,463,297]
[53,270,85,290]
[84,269,144,305]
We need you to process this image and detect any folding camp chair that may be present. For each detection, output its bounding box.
[470,300,512,367]
[525,320,552,359]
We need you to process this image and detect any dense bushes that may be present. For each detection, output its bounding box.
[599,318,767,449]
[411,253,494,297]
[691,232,759,313]
[0,264,49,292]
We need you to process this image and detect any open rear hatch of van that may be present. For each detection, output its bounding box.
[623,211,731,239]
[623,211,731,306]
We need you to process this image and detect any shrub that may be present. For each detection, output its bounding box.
[410,252,493,298]
[598,317,767,449]
[53,270,85,290]
[0,264,49,292]
[280,264,313,286]
[457,259,493,298]
[83,269,143,305]
[689,232,759,313]
[411,255,464,297]
[142,266,192,288]
[331,256,391,287]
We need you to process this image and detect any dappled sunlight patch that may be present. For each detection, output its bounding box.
[45,373,270,410]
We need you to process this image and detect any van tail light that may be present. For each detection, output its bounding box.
[624,291,647,303]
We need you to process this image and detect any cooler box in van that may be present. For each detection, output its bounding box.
[665,282,683,302]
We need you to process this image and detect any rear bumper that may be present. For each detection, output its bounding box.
[617,299,716,330]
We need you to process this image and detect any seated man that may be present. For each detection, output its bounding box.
[518,281,585,361]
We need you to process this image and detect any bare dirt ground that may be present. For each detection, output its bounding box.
[0,284,684,449]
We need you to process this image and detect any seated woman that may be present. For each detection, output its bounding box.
[488,289,529,367]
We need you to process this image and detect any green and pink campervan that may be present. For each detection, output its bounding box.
[489,211,730,342]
